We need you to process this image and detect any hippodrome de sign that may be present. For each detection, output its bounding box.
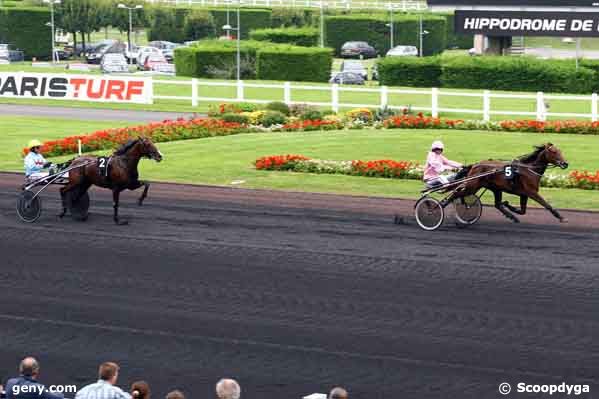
[0,73,152,104]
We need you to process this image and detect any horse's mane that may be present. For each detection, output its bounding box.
[518,145,547,164]
[114,139,139,155]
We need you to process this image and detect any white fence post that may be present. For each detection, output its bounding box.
[191,78,198,107]
[380,85,388,109]
[483,90,491,122]
[237,79,244,101]
[536,91,546,122]
[431,87,439,118]
[332,83,339,113]
[592,93,598,122]
[284,82,291,105]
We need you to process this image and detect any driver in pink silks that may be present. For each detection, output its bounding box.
[423,140,463,189]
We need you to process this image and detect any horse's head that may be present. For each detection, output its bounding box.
[138,137,163,162]
[541,143,568,169]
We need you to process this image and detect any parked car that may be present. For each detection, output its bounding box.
[340,60,368,80]
[340,41,377,59]
[86,40,126,64]
[329,71,365,85]
[148,41,181,62]
[386,45,418,57]
[0,44,25,62]
[136,46,163,69]
[101,53,129,74]
[143,53,169,71]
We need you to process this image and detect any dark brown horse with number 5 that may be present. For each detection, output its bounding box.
[445,143,569,223]
[59,137,163,225]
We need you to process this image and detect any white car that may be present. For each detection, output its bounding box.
[386,45,419,57]
[101,53,129,74]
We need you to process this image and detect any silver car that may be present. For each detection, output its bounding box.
[386,45,419,57]
[101,53,129,74]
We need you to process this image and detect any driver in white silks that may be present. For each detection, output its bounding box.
[24,139,53,180]
[423,140,463,189]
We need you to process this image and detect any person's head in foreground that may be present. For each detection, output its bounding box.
[215,379,240,399]
[329,387,348,399]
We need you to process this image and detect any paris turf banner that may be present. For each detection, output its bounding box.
[0,72,152,104]
[455,10,599,37]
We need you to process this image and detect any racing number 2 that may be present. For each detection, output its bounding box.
[99,158,106,168]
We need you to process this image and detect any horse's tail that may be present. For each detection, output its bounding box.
[455,165,473,181]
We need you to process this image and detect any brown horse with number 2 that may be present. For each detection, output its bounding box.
[445,143,569,223]
[59,137,163,225]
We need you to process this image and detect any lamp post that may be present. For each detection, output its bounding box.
[43,0,61,63]
[387,3,394,50]
[117,3,143,66]
[319,0,325,48]
[418,14,429,57]
[222,4,240,81]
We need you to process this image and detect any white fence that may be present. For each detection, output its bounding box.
[153,78,599,122]
[146,0,427,11]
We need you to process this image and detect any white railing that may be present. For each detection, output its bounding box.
[145,0,427,11]
[153,78,599,122]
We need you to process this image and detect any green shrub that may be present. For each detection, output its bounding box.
[209,8,271,39]
[256,45,333,82]
[220,113,250,124]
[266,101,291,115]
[261,111,287,127]
[377,56,442,87]
[439,12,473,49]
[183,10,216,41]
[147,7,190,43]
[250,27,319,47]
[300,109,323,121]
[0,7,51,59]
[324,14,446,56]
[441,56,596,94]
[270,8,317,28]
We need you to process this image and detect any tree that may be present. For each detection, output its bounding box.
[183,10,216,41]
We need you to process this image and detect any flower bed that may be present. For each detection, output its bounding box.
[23,118,248,157]
[24,102,599,158]
[254,155,598,191]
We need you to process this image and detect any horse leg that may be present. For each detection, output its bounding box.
[528,192,568,223]
[58,187,68,218]
[503,196,528,215]
[112,189,128,225]
[134,181,150,206]
[494,190,520,223]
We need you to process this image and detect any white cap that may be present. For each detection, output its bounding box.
[431,140,444,150]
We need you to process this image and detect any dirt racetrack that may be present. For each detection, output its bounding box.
[1,172,598,399]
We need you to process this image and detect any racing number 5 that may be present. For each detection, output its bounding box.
[504,165,513,179]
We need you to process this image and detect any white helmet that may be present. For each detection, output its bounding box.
[431,140,444,151]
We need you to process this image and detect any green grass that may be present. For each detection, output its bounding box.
[0,116,139,172]
[1,62,596,120]
[2,115,597,209]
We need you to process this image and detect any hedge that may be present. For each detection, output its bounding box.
[0,7,51,59]
[175,40,332,81]
[250,27,319,47]
[209,8,272,39]
[175,40,261,79]
[324,14,447,57]
[377,56,442,87]
[147,7,190,43]
[441,56,596,94]
[256,45,332,82]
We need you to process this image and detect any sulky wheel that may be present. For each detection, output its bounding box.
[415,197,445,231]
[454,195,482,226]
[69,191,90,221]
[16,190,42,223]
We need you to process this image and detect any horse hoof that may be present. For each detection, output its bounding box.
[560,218,569,224]
[116,220,129,226]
